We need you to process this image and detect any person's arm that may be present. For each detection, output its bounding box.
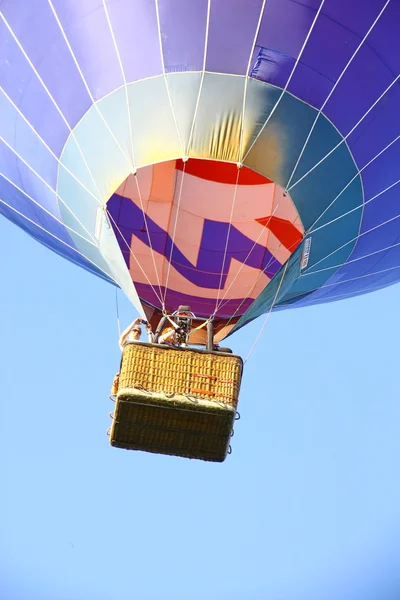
[119,318,141,349]
[157,330,168,344]
[146,323,154,343]
[158,328,176,345]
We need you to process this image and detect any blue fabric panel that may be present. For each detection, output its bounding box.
[0,20,70,156]
[1,0,92,128]
[231,243,305,333]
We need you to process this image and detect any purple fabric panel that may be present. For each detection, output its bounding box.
[320,1,398,139]
[284,9,361,105]
[251,49,333,109]
[292,12,360,85]
[323,0,389,38]
[0,22,69,156]
[0,173,71,245]
[323,42,395,137]
[298,179,400,306]
[359,187,400,242]
[1,0,91,128]
[0,142,57,214]
[250,47,293,83]
[247,0,320,89]
[285,63,334,110]
[0,173,111,282]
[348,86,400,170]
[133,282,253,318]
[162,288,253,319]
[330,244,400,288]
[363,268,400,292]
[366,0,400,76]
[105,0,163,82]
[111,193,281,289]
[0,96,58,190]
[205,0,264,75]
[50,0,123,100]
[351,218,400,261]
[248,0,394,118]
[333,255,385,284]
[252,0,320,65]
[108,192,282,318]
[359,138,400,210]
[317,245,400,299]
[158,0,207,73]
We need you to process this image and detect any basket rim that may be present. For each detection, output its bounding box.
[116,388,238,412]
[123,340,243,362]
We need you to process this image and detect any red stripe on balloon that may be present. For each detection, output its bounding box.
[175,158,272,185]
[256,215,303,252]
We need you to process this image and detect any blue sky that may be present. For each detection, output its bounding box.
[2,214,400,600]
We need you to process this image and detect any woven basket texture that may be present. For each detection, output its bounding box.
[110,343,243,462]
[118,343,242,405]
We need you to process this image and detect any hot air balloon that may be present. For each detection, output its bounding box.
[1,0,400,459]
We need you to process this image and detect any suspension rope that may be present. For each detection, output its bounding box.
[301,234,400,279]
[163,159,187,307]
[0,195,116,282]
[212,0,325,320]
[47,0,133,172]
[0,170,97,247]
[242,0,326,165]
[213,166,242,314]
[51,0,164,302]
[307,138,400,237]
[244,260,289,363]
[303,272,399,305]
[238,0,268,164]
[287,73,400,194]
[218,209,302,322]
[284,0,391,193]
[154,0,186,158]
[115,287,121,337]
[106,207,164,306]
[221,152,400,330]
[214,0,287,314]
[102,0,136,169]
[236,2,397,317]
[185,0,211,157]
[307,263,400,291]
[131,172,164,305]
[0,10,109,204]
[213,0,271,313]
[216,200,292,312]
[0,135,99,246]
[2,3,186,312]
[303,211,400,277]
[0,16,162,298]
[0,86,104,208]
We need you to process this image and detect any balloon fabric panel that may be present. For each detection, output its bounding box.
[1,0,400,335]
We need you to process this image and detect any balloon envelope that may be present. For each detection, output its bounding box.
[1,0,399,337]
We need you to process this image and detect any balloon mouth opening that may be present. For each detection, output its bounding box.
[106,158,304,323]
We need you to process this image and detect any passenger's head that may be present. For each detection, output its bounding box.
[131,325,142,340]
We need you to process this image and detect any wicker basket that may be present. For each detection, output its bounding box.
[109,342,243,462]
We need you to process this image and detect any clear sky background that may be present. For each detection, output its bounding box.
[2,213,400,600]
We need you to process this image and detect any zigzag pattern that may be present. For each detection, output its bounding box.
[111,194,287,289]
